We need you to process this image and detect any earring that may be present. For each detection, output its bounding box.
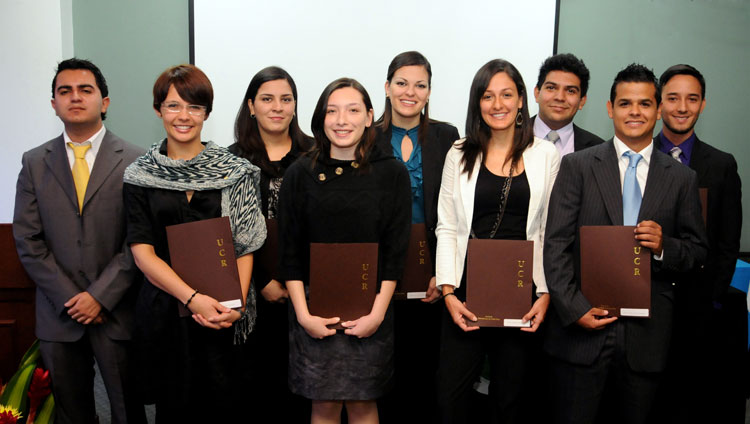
[515,111,523,126]
[250,113,255,119]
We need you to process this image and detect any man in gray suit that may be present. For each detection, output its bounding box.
[542,64,707,424]
[13,58,145,424]
[532,53,604,156]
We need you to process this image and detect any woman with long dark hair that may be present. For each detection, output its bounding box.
[228,66,313,420]
[435,59,560,423]
[373,51,459,422]
[124,64,266,421]
[278,78,411,423]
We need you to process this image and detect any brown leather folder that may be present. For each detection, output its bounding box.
[395,223,434,300]
[254,218,279,281]
[580,226,651,318]
[308,243,378,330]
[466,239,533,328]
[166,216,244,317]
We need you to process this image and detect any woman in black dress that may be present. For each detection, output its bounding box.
[124,64,265,422]
[434,59,560,423]
[278,78,411,423]
[228,66,312,420]
[373,51,460,422]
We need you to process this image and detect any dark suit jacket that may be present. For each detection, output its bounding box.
[543,140,707,373]
[13,130,144,342]
[374,121,459,261]
[654,134,742,301]
[531,116,605,152]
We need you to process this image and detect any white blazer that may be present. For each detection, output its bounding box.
[435,137,560,295]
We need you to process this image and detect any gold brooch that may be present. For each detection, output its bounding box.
[351,161,360,169]
[318,173,326,181]
[335,167,343,175]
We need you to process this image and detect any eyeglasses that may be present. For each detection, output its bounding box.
[161,102,207,116]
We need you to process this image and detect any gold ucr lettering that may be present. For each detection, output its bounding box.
[634,268,640,276]
[218,248,226,257]
[362,273,368,281]
[517,280,524,288]
[419,258,425,265]
[419,241,426,248]
[634,246,641,255]
[419,249,425,256]
[221,259,228,267]
[362,263,370,271]
[634,257,641,265]
[517,260,526,268]
[217,238,224,247]
[361,282,368,290]
[518,270,525,278]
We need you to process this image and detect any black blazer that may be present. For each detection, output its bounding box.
[531,116,605,152]
[654,134,742,302]
[374,121,459,262]
[542,140,708,373]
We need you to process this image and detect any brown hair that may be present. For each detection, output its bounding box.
[153,64,214,117]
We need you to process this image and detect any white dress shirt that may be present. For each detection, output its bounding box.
[63,125,106,173]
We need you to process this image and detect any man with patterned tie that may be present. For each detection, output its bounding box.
[651,64,744,423]
[542,64,707,424]
[12,58,145,424]
[532,53,604,157]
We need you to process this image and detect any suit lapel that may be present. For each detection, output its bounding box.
[43,135,79,211]
[591,140,623,225]
[83,131,123,210]
[460,155,481,230]
[522,142,543,214]
[639,149,673,221]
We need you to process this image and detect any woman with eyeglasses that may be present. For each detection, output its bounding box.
[228,66,313,421]
[372,50,460,422]
[434,59,559,423]
[123,64,266,422]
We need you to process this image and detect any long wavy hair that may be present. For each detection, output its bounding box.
[460,59,533,177]
[233,66,311,177]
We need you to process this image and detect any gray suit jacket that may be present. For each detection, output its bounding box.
[542,140,707,373]
[13,130,144,342]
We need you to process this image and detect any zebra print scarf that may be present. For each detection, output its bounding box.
[124,139,266,342]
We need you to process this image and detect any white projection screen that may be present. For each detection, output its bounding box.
[193,0,559,146]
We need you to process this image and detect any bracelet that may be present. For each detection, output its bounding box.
[442,292,457,301]
[184,289,199,308]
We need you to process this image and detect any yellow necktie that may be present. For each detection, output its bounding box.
[68,142,91,212]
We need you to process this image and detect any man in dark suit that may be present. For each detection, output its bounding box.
[532,53,604,156]
[543,64,707,424]
[651,64,744,423]
[13,58,145,424]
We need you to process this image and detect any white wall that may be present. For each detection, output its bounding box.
[0,0,73,222]
[194,0,557,146]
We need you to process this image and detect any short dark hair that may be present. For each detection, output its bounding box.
[609,63,660,105]
[310,78,375,170]
[461,59,533,178]
[376,51,433,142]
[152,64,213,117]
[659,64,706,99]
[52,58,109,120]
[233,66,312,176]
[536,53,590,96]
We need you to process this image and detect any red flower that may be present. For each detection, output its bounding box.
[0,406,21,424]
[26,368,51,423]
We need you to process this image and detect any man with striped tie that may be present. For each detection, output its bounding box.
[652,64,744,424]
[542,64,707,424]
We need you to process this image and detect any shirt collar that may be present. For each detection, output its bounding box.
[533,117,574,144]
[613,135,652,167]
[63,125,106,150]
[658,130,697,164]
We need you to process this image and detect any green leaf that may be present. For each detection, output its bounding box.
[18,340,40,369]
[0,363,35,413]
[34,394,56,424]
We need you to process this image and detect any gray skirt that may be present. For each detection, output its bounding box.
[288,302,394,400]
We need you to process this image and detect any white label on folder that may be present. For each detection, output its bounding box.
[620,308,649,317]
[503,319,531,327]
[220,299,242,309]
[407,291,427,299]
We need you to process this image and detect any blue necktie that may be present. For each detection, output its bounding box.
[622,151,643,225]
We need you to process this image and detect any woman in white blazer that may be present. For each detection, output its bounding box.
[434,59,560,424]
